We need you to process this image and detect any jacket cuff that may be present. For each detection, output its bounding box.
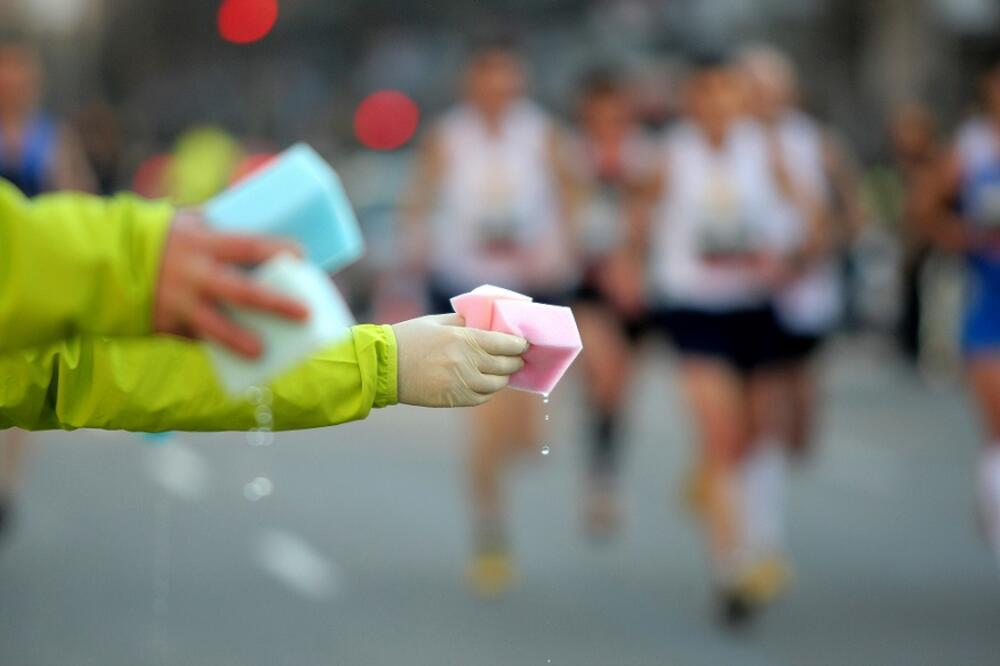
[372,324,398,408]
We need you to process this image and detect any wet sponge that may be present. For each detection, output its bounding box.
[449,284,532,329]
[204,143,364,273]
[451,285,582,396]
[206,254,355,394]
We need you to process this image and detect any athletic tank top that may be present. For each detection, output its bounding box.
[430,100,574,291]
[650,119,786,310]
[568,130,657,259]
[0,114,57,197]
[955,119,1000,283]
[772,111,842,333]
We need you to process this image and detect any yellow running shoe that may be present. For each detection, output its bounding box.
[718,556,793,628]
[467,548,515,599]
[737,555,794,606]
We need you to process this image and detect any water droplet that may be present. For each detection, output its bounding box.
[544,414,550,421]
[543,396,549,404]
[244,385,272,406]
[541,445,550,456]
[244,476,274,501]
[254,405,273,426]
[246,428,274,447]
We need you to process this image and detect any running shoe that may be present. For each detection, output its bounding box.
[717,555,793,629]
[467,546,515,599]
[738,555,794,605]
[718,588,756,629]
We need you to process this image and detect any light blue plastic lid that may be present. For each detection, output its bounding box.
[204,143,365,273]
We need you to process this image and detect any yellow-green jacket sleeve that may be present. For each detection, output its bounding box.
[0,180,174,351]
[0,324,398,432]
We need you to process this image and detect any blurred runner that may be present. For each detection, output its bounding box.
[401,36,576,597]
[74,102,124,195]
[733,46,848,629]
[887,105,941,365]
[645,54,793,625]
[740,47,837,463]
[0,36,95,541]
[922,62,1000,570]
[567,71,656,538]
[0,39,95,195]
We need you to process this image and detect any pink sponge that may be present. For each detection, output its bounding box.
[450,285,582,396]
[449,284,532,329]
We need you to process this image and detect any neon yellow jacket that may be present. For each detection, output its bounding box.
[0,325,398,431]
[0,179,400,431]
[0,180,173,351]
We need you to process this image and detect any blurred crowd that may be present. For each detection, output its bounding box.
[1,21,999,631]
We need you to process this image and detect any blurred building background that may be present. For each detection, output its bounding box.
[3,0,999,161]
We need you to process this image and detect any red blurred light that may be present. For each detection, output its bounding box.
[353,90,420,151]
[217,0,278,45]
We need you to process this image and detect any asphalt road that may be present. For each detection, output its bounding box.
[1,337,998,666]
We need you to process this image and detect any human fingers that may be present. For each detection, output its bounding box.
[190,302,263,358]
[475,352,525,377]
[207,232,303,265]
[465,371,510,396]
[470,328,529,356]
[206,266,309,321]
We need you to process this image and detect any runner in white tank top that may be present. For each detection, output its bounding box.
[428,100,575,293]
[399,39,576,598]
[741,46,850,479]
[713,46,858,628]
[651,117,788,310]
[642,54,794,627]
[566,72,658,539]
[772,110,841,337]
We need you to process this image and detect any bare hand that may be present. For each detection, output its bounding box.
[153,212,309,358]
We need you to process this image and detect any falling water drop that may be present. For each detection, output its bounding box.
[247,428,274,447]
[244,476,274,501]
[244,387,276,498]
[245,385,263,404]
[541,445,550,456]
[254,405,274,426]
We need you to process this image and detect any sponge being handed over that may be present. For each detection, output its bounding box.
[450,285,582,396]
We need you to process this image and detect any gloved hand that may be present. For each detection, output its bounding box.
[153,211,310,358]
[392,313,528,407]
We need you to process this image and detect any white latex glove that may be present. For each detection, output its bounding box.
[392,313,528,407]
